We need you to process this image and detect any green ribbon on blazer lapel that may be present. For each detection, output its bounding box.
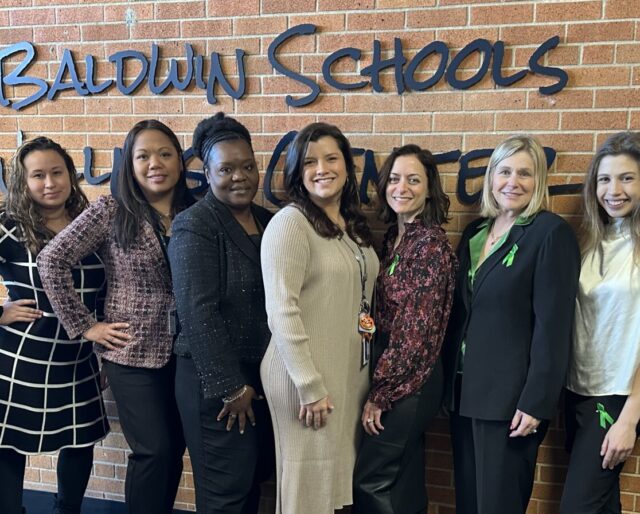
[502,243,519,268]
[387,254,400,276]
[596,402,615,429]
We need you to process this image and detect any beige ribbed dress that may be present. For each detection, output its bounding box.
[260,206,379,514]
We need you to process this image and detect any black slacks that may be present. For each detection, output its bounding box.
[0,445,94,514]
[449,377,547,514]
[175,355,274,514]
[560,391,637,514]
[353,359,444,514]
[102,358,185,514]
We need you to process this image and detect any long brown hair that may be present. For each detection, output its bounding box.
[582,131,640,263]
[283,122,373,246]
[2,137,88,255]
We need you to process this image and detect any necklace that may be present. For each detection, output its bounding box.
[488,220,515,246]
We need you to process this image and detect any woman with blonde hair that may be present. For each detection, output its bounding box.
[561,131,640,514]
[0,137,108,514]
[442,134,581,514]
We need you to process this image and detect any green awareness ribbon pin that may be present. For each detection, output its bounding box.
[596,402,615,429]
[387,254,400,276]
[502,243,519,267]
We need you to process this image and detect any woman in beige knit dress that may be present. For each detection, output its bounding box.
[260,122,379,514]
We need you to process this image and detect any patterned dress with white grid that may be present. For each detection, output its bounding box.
[0,219,109,454]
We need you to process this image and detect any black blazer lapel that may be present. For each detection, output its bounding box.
[472,224,527,297]
[207,191,262,266]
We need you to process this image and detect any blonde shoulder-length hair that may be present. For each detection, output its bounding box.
[480,134,549,219]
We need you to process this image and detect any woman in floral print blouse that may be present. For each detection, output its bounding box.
[353,144,457,514]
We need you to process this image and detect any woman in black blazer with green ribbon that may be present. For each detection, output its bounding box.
[442,135,580,514]
[169,113,274,514]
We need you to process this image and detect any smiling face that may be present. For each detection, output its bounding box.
[131,129,182,203]
[491,150,536,217]
[24,149,72,214]
[596,154,640,219]
[385,154,429,222]
[206,138,259,213]
[301,136,348,210]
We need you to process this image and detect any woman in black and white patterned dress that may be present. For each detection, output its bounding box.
[0,137,109,514]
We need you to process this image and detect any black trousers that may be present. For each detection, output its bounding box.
[352,359,444,514]
[449,377,548,514]
[175,355,274,514]
[0,445,94,514]
[102,358,185,514]
[560,391,637,514]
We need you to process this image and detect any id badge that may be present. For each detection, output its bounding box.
[168,309,178,336]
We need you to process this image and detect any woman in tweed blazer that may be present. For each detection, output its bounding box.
[38,120,194,514]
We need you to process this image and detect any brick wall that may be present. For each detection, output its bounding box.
[1,0,639,512]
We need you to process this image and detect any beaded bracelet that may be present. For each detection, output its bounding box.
[222,385,247,404]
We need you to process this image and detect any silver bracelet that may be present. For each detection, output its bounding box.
[222,385,247,404]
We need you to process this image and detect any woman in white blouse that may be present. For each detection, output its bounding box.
[562,131,640,514]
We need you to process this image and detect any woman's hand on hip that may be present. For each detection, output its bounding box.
[509,409,541,437]
[361,400,384,436]
[299,395,334,430]
[217,385,259,434]
[601,420,637,470]
[83,322,131,350]
[0,299,42,325]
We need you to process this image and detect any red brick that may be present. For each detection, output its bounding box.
[568,66,631,87]
[57,5,104,23]
[433,112,493,132]
[617,43,640,64]
[18,116,64,132]
[180,19,232,38]
[207,0,259,16]
[495,111,559,131]
[290,13,346,32]
[536,1,602,22]
[263,0,315,13]
[407,7,467,28]
[605,0,639,19]
[317,32,376,53]
[373,113,431,133]
[37,98,85,115]
[404,92,464,113]
[317,0,374,10]
[345,94,401,113]
[82,23,128,42]
[463,91,527,111]
[0,27,33,44]
[375,0,437,7]
[582,44,615,64]
[500,24,564,46]
[562,111,628,130]
[262,115,317,133]
[104,3,154,22]
[527,89,594,110]
[131,21,180,40]
[348,11,405,30]
[64,116,111,132]
[156,1,205,20]
[290,94,344,113]
[235,16,287,36]
[436,27,499,48]
[10,7,55,26]
[595,88,640,108]
[471,3,534,26]
[321,114,374,132]
[567,21,635,43]
[34,25,80,43]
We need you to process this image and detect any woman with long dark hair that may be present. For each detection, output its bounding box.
[353,144,457,514]
[0,137,108,514]
[260,122,379,514]
[38,120,192,514]
[561,132,640,514]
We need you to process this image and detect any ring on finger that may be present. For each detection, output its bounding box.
[366,419,373,423]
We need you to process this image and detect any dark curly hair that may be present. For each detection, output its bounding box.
[192,112,253,172]
[377,144,450,226]
[284,122,373,246]
[2,136,88,255]
[114,119,193,250]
